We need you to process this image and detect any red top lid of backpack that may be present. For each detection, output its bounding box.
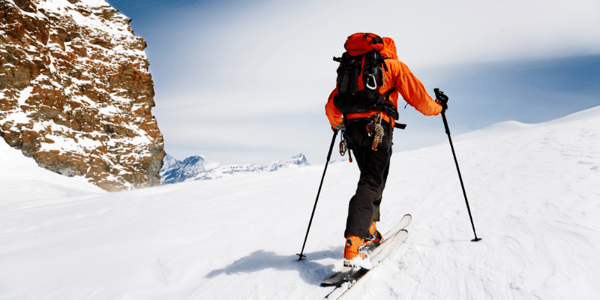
[344,33,385,56]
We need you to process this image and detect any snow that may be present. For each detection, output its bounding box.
[2,110,30,125]
[17,86,33,106]
[1,106,600,299]
[79,0,111,8]
[0,141,105,202]
[36,0,127,38]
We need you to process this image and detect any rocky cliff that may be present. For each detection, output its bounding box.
[0,0,164,191]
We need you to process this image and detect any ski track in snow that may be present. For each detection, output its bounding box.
[1,106,600,299]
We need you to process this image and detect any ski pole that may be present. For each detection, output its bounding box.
[434,88,482,242]
[297,129,339,261]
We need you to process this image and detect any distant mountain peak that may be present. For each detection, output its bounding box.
[160,154,310,184]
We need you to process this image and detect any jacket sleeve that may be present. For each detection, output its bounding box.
[392,61,442,116]
[325,88,343,126]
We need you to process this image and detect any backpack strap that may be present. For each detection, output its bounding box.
[373,87,399,120]
[381,56,390,72]
[377,87,407,129]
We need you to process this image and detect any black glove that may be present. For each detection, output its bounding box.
[434,88,449,112]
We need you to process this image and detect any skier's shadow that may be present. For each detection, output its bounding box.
[205,248,342,285]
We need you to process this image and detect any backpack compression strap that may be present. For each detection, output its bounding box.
[376,87,407,130]
[373,87,399,120]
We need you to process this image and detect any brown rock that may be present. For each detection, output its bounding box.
[0,0,165,192]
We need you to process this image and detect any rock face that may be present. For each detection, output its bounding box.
[161,154,310,184]
[0,0,164,191]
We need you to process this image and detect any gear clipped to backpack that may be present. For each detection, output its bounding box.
[332,33,399,121]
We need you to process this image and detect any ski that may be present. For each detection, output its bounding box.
[321,214,411,299]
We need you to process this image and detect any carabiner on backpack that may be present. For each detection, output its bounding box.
[339,129,353,163]
[366,73,377,90]
[339,134,347,157]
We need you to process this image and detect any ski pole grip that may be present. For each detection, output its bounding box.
[434,88,449,112]
[434,88,448,101]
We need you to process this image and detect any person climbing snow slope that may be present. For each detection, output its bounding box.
[325,32,446,268]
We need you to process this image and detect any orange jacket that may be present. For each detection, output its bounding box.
[326,36,442,128]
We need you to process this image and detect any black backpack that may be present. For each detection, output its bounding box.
[332,33,399,121]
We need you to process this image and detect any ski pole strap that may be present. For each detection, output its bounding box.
[348,148,353,163]
[394,123,407,129]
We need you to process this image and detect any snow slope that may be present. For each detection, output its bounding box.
[0,143,106,202]
[1,106,600,299]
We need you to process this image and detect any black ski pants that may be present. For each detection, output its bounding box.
[344,118,393,239]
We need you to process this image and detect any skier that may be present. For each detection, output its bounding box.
[325,33,446,267]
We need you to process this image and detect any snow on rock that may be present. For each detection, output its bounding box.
[160,153,310,183]
[1,106,599,299]
[0,0,165,191]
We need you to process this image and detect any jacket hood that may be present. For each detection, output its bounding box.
[381,37,398,60]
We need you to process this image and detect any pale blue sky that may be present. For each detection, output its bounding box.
[106,0,600,165]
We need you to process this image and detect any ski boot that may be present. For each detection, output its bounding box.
[343,235,372,269]
[363,221,383,252]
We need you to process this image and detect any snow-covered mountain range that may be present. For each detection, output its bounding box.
[160,153,310,183]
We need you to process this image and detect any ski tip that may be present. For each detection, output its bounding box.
[399,229,409,239]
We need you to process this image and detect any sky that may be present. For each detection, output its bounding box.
[105,0,600,165]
